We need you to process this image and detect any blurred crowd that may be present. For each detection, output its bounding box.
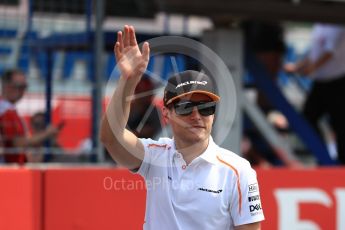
[1,21,344,166]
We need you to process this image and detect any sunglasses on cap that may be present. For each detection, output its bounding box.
[173,100,217,116]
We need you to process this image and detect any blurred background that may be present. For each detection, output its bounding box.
[0,0,342,166]
[0,0,345,229]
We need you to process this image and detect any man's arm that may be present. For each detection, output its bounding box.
[100,25,150,169]
[234,222,261,230]
[1,111,61,150]
[13,125,61,148]
[302,52,333,76]
[284,52,332,76]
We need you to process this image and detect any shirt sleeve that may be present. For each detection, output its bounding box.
[136,138,154,179]
[231,163,265,226]
[324,26,345,52]
[134,138,171,182]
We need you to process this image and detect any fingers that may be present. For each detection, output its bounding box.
[117,31,124,51]
[123,25,130,47]
[114,42,121,60]
[114,31,123,60]
[57,121,65,130]
[114,25,149,62]
[129,26,137,46]
[123,25,137,47]
[142,42,150,62]
[283,63,296,73]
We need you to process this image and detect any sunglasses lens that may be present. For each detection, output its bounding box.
[12,83,27,90]
[198,106,216,116]
[197,102,216,116]
[174,101,216,116]
[174,102,194,116]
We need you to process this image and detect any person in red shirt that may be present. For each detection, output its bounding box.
[0,69,62,164]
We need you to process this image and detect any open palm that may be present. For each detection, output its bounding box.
[114,25,150,81]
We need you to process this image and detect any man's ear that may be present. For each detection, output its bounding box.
[162,106,170,124]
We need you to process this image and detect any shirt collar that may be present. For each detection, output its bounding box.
[198,136,218,165]
[171,136,218,165]
[0,98,15,115]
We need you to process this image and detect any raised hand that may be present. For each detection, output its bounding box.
[114,25,150,81]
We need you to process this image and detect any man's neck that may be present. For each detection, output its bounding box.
[174,137,210,165]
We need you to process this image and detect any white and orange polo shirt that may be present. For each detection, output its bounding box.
[136,136,264,230]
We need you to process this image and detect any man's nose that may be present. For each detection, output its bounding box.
[189,107,201,119]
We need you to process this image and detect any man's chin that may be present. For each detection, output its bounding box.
[185,132,208,144]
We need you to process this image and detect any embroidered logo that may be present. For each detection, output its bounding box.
[248,183,258,193]
[248,195,260,202]
[175,80,208,89]
[198,187,223,194]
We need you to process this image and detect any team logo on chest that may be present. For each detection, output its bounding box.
[198,187,223,194]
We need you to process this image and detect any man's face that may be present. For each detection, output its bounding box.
[4,73,27,103]
[31,114,46,133]
[164,93,215,145]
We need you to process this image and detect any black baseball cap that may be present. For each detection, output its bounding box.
[163,70,220,106]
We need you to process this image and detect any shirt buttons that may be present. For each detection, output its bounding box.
[182,165,187,170]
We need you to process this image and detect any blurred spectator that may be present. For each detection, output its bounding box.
[30,111,64,162]
[242,21,291,166]
[243,20,286,112]
[0,69,62,164]
[285,23,345,165]
[0,132,3,163]
[127,76,161,138]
